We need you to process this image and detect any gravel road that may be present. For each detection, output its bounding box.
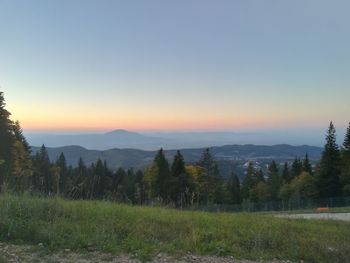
[0,242,294,263]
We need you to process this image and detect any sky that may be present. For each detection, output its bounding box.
[0,0,349,135]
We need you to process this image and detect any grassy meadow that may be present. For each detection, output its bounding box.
[0,195,349,262]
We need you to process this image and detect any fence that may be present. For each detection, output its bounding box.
[189,196,350,213]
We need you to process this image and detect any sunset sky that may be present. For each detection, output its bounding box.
[0,0,349,133]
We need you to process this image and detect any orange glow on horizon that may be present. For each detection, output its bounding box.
[17,114,324,133]
[10,100,331,133]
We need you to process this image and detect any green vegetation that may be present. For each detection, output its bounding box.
[0,195,350,262]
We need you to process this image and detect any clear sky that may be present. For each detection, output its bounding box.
[0,0,349,133]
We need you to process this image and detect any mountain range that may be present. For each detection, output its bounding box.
[26,129,326,150]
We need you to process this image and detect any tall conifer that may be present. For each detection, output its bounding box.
[302,154,313,174]
[343,122,350,152]
[315,122,341,197]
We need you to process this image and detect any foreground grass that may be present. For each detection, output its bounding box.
[0,195,349,262]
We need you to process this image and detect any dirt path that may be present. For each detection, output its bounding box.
[0,242,292,263]
[276,212,350,221]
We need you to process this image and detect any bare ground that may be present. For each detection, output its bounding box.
[0,242,294,263]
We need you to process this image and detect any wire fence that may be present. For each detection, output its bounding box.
[189,196,350,213]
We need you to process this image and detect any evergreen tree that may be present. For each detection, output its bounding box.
[343,122,350,152]
[111,168,125,200]
[0,93,33,193]
[33,145,52,194]
[256,169,265,183]
[282,162,291,183]
[241,162,256,200]
[171,151,186,177]
[269,160,279,175]
[120,169,137,204]
[291,157,303,179]
[56,153,68,196]
[134,170,146,205]
[267,160,281,201]
[40,145,52,194]
[12,121,31,153]
[171,151,193,207]
[315,122,341,197]
[226,172,241,204]
[197,148,220,177]
[50,165,61,195]
[340,122,350,195]
[71,157,87,199]
[0,92,15,187]
[145,148,171,201]
[302,153,313,174]
[197,148,221,203]
[93,159,111,199]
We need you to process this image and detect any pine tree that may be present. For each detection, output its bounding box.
[315,122,341,197]
[282,162,291,183]
[197,149,219,177]
[344,122,350,152]
[134,170,146,205]
[145,148,171,201]
[93,159,111,199]
[267,160,281,201]
[197,148,222,203]
[0,92,33,192]
[340,122,350,195]
[302,153,313,174]
[171,151,193,207]
[269,160,279,174]
[33,145,52,194]
[291,157,303,179]
[171,151,186,177]
[12,121,31,153]
[243,165,266,202]
[50,165,61,195]
[226,172,241,204]
[257,169,265,183]
[111,168,125,200]
[241,162,256,200]
[0,92,15,186]
[121,169,137,204]
[73,157,87,198]
[56,153,68,196]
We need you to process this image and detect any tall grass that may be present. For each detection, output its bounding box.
[0,194,349,262]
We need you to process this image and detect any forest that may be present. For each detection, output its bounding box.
[1,91,350,208]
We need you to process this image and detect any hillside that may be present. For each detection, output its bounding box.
[1,195,349,263]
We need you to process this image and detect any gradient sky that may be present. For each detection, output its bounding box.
[0,0,349,133]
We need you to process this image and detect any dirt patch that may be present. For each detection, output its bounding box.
[0,242,293,263]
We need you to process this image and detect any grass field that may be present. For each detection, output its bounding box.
[0,195,349,262]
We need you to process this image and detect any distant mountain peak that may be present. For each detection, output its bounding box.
[104,129,139,135]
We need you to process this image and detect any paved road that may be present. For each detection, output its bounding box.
[277,212,350,221]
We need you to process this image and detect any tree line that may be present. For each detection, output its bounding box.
[1,91,350,208]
